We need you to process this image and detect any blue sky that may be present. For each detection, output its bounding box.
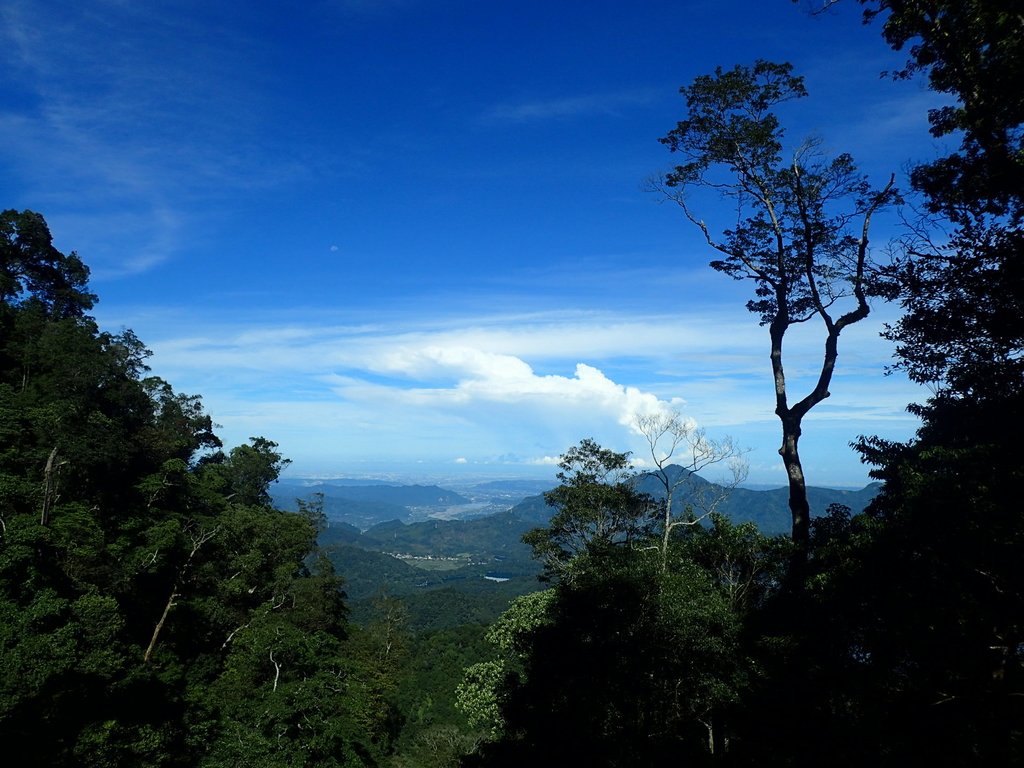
[1,1,945,487]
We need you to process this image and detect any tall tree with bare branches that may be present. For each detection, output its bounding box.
[655,61,899,553]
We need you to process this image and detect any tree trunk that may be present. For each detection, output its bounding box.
[660,497,673,573]
[770,320,812,554]
[40,446,60,526]
[144,587,178,663]
[779,415,811,551]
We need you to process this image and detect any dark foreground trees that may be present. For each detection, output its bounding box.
[721,5,1024,765]
[462,440,785,767]
[467,8,1024,764]
[0,210,392,766]
[856,0,1024,404]
[845,2,1024,762]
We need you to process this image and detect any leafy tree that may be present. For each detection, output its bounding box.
[522,438,654,582]
[455,589,555,739]
[681,7,1024,763]
[836,5,1024,761]
[392,623,491,761]
[834,435,1021,764]
[199,564,383,768]
[466,444,788,766]
[858,1,1024,220]
[390,725,479,768]
[679,512,790,615]
[0,211,384,766]
[842,1,1024,408]
[655,61,898,552]
[465,552,754,767]
[0,209,95,319]
[219,437,291,507]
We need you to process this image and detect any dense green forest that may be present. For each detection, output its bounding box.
[2,2,1022,765]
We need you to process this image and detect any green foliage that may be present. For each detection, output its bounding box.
[483,588,556,655]
[677,513,791,614]
[201,600,381,768]
[396,624,490,732]
[860,0,1024,218]
[832,5,1023,761]
[390,725,480,768]
[219,436,291,507]
[0,209,96,318]
[659,60,897,326]
[456,660,505,736]
[454,590,556,739]
[469,552,760,767]
[524,439,654,581]
[857,1,1024,403]
[662,59,807,208]
[836,404,1023,763]
[464,474,790,767]
[0,213,392,766]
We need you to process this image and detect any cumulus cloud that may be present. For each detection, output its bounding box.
[329,345,684,432]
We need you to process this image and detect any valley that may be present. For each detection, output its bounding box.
[271,471,881,628]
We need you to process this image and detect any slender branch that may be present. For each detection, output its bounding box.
[270,650,281,692]
[221,620,252,651]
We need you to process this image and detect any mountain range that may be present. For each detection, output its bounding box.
[276,469,881,626]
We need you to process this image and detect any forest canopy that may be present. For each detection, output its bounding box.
[0,209,396,766]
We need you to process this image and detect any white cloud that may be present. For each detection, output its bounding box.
[335,354,683,428]
[528,456,563,466]
[105,303,925,484]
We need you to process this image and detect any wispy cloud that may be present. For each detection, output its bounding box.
[0,1,308,276]
[481,89,657,124]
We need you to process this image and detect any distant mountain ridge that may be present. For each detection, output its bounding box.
[311,469,882,629]
[508,467,881,535]
[277,481,469,506]
[272,482,472,529]
[278,470,880,536]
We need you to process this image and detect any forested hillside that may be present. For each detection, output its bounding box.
[0,211,397,766]
[279,472,879,635]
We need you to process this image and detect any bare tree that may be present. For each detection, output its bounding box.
[634,411,748,570]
